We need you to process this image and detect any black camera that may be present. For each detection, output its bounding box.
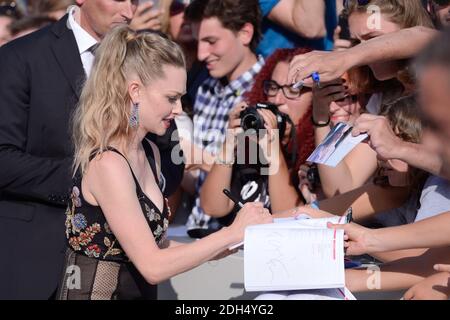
[239,103,289,138]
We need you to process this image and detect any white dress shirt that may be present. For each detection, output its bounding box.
[67,6,98,77]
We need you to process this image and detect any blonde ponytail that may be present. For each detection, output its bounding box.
[72,26,185,175]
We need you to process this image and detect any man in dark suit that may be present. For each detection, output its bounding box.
[0,0,184,299]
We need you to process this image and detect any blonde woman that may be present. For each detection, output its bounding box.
[57,26,271,300]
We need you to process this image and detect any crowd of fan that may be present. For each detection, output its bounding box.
[1,0,450,300]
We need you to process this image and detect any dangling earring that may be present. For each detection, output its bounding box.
[129,102,139,128]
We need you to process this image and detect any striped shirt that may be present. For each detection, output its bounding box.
[187,56,265,230]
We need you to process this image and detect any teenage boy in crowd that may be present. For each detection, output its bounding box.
[185,0,265,236]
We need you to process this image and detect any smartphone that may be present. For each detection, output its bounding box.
[139,0,160,11]
[338,13,351,40]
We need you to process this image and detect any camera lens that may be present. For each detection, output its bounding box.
[241,113,259,131]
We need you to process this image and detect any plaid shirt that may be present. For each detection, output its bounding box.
[192,56,265,154]
[187,56,265,230]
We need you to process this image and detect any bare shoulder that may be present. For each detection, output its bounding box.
[87,151,135,191]
[89,151,130,175]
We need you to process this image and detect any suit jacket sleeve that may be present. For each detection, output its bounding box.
[0,44,71,206]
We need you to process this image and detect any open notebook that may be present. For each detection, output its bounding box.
[244,215,348,294]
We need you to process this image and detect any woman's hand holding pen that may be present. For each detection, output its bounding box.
[288,50,352,87]
[228,202,273,243]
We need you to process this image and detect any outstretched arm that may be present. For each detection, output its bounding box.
[330,212,450,256]
[288,26,438,85]
[346,247,450,293]
[267,0,327,39]
[87,151,272,285]
[351,114,450,180]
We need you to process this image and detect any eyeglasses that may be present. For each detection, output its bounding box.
[263,80,307,100]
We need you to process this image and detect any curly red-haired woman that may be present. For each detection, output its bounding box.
[200,48,316,226]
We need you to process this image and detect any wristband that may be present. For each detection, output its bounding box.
[311,115,330,127]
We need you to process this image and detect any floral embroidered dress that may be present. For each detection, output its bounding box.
[57,141,170,300]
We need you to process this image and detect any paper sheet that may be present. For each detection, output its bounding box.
[307,122,368,167]
[244,216,346,292]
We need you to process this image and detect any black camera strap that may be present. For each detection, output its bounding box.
[284,116,298,167]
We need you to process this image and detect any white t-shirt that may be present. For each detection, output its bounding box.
[373,175,450,227]
[415,175,450,222]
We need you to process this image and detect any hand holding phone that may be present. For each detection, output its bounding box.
[131,0,163,31]
[139,0,160,11]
